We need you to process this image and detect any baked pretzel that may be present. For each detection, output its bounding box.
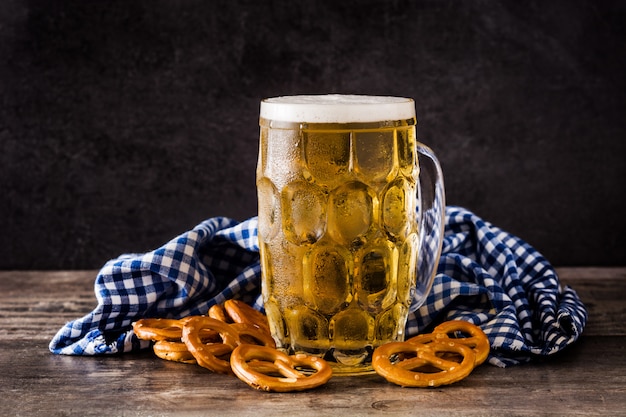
[431,320,490,365]
[229,322,276,349]
[372,340,476,387]
[133,318,189,341]
[135,310,487,391]
[224,299,271,336]
[208,304,230,323]
[209,300,271,334]
[404,321,489,366]
[132,300,275,374]
[133,317,220,342]
[181,316,276,373]
[152,340,197,364]
[230,344,332,392]
[181,316,242,374]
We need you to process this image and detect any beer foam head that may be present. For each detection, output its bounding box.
[260,94,415,123]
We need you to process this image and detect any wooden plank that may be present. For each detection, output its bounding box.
[0,269,625,417]
[556,267,626,336]
[0,336,624,416]
[0,270,97,342]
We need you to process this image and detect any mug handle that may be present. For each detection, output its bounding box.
[410,143,446,313]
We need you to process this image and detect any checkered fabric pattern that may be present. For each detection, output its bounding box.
[49,206,587,367]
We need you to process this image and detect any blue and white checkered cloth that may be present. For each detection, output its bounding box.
[49,206,587,367]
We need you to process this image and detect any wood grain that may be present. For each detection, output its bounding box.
[557,267,626,336]
[0,268,624,416]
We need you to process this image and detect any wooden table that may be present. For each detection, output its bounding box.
[1,267,624,416]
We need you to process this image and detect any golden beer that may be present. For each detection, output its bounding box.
[257,95,440,374]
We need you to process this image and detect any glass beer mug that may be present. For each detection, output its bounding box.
[256,95,445,374]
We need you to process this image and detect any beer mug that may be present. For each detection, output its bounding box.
[256,95,445,374]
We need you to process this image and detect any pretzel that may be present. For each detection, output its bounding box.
[230,344,333,392]
[404,321,490,366]
[224,300,271,336]
[229,322,276,349]
[133,318,189,341]
[181,316,243,374]
[180,316,276,373]
[372,340,476,387]
[208,304,230,323]
[431,320,490,365]
[133,317,220,342]
[135,311,488,391]
[208,300,271,336]
[152,340,197,364]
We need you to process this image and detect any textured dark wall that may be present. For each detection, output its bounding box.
[2,0,625,269]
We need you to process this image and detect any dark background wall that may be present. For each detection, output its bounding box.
[1,0,624,269]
